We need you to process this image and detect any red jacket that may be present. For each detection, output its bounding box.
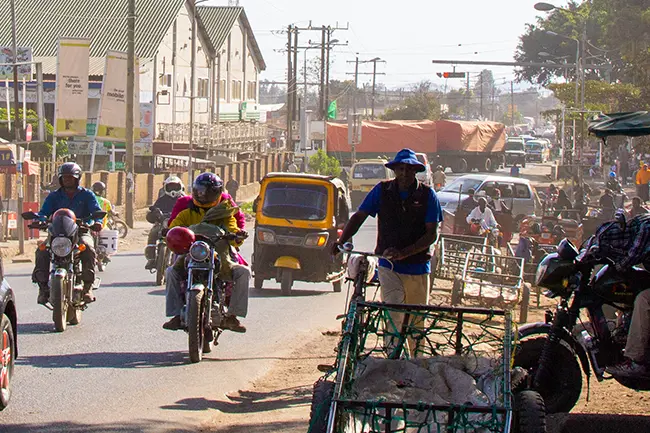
[169,194,245,229]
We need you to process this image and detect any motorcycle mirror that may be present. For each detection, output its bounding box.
[341,242,354,252]
[21,211,37,220]
[93,211,107,220]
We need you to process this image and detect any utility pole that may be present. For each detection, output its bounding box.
[352,56,359,117]
[319,26,326,119]
[188,0,197,184]
[324,28,331,119]
[286,25,293,151]
[465,74,470,120]
[510,81,515,128]
[292,29,298,126]
[478,73,483,119]
[10,0,23,254]
[125,0,135,228]
[346,57,385,119]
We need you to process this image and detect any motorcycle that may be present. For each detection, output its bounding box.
[513,213,650,414]
[107,211,128,239]
[22,209,106,332]
[469,218,501,247]
[148,208,173,286]
[169,228,247,363]
[93,232,110,272]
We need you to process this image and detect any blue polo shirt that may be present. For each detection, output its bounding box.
[40,186,102,223]
[359,183,443,275]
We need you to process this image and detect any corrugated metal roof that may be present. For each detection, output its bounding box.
[0,0,185,70]
[197,6,266,71]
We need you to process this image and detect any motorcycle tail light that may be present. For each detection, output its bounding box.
[189,241,211,262]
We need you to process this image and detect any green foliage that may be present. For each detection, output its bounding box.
[548,80,642,113]
[0,108,68,158]
[381,80,441,121]
[308,149,341,177]
[239,201,253,216]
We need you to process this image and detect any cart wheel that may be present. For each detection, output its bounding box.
[513,390,546,433]
[451,276,463,306]
[308,379,334,433]
[519,283,531,324]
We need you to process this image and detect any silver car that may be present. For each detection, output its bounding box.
[435,174,541,223]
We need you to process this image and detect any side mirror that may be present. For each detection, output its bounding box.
[93,211,107,220]
[341,242,354,252]
[21,211,38,220]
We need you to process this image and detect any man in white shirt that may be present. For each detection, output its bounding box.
[466,197,498,231]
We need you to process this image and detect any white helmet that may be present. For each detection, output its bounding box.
[163,175,185,198]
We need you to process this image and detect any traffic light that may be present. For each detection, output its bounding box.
[442,72,466,79]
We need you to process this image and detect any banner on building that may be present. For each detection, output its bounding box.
[95,50,139,142]
[0,46,32,80]
[54,38,90,137]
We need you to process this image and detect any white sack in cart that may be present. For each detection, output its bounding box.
[346,356,502,433]
[347,254,378,283]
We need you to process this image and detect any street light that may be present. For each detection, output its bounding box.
[534,2,557,11]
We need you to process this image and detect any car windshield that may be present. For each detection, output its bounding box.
[526,142,543,151]
[506,141,524,151]
[442,177,483,194]
[353,164,386,179]
[416,154,426,164]
[262,182,328,221]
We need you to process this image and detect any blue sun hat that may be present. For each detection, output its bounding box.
[385,148,426,173]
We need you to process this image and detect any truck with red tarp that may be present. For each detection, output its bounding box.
[326,119,506,173]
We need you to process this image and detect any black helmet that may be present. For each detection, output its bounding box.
[58,162,82,187]
[92,181,106,196]
[192,172,223,206]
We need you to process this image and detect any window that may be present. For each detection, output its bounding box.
[352,164,387,180]
[231,80,242,100]
[197,78,209,98]
[514,184,531,198]
[219,80,226,99]
[247,81,257,99]
[158,73,171,87]
[262,183,328,221]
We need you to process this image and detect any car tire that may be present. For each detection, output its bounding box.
[0,313,15,410]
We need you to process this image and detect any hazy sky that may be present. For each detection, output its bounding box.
[207,0,566,92]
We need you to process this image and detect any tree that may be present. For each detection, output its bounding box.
[0,108,67,158]
[308,149,341,177]
[381,80,441,121]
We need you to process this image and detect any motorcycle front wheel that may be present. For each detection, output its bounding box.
[155,244,167,286]
[188,290,206,363]
[113,218,128,238]
[51,275,68,332]
[513,336,582,413]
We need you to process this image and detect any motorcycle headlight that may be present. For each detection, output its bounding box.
[305,232,329,247]
[189,241,211,262]
[51,237,73,257]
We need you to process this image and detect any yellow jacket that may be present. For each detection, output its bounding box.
[637,169,650,185]
[169,201,242,247]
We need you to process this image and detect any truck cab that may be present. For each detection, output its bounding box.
[415,153,433,186]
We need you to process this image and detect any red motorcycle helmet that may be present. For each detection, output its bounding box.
[166,226,196,254]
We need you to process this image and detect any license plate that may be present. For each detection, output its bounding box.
[360,185,372,192]
[541,233,551,239]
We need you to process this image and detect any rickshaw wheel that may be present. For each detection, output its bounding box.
[451,276,463,306]
[513,390,546,433]
[281,269,293,296]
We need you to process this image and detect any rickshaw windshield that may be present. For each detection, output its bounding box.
[262,182,328,221]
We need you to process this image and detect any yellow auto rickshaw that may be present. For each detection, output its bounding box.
[252,173,350,296]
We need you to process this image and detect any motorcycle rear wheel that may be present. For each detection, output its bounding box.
[188,290,205,363]
[51,276,68,332]
[155,244,167,286]
[113,219,128,238]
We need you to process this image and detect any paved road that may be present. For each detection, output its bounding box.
[1,219,378,432]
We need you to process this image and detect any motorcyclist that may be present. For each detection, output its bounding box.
[33,163,102,305]
[162,173,250,333]
[145,176,185,270]
[586,213,650,378]
[607,171,623,194]
[466,197,499,233]
[599,189,616,219]
[432,165,446,191]
[91,181,112,229]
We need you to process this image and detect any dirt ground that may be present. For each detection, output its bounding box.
[196,282,650,433]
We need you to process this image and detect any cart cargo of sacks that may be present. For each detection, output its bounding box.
[308,303,545,433]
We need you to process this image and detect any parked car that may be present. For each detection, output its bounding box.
[435,174,541,225]
[349,159,394,208]
[0,256,16,410]
[504,138,527,167]
[525,139,551,163]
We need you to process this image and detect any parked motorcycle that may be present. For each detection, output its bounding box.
[166,227,247,363]
[108,211,128,239]
[22,209,106,332]
[514,215,650,414]
[148,208,172,286]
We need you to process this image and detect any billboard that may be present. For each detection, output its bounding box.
[0,46,32,80]
[54,38,91,137]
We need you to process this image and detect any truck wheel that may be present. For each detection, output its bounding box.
[452,158,468,174]
[484,158,493,173]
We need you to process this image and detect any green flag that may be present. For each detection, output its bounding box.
[327,100,337,119]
